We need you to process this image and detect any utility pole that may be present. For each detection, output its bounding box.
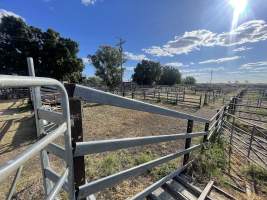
[116,38,126,93]
[210,70,213,85]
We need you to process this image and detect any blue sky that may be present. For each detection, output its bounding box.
[1,0,267,83]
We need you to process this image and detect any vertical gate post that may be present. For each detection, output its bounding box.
[183,119,194,165]
[27,57,53,195]
[65,84,86,199]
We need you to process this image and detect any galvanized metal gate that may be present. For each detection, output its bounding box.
[0,73,75,199]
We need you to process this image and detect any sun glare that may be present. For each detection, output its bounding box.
[229,0,248,30]
[229,0,248,15]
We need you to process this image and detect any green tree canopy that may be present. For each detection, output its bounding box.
[159,66,181,85]
[0,16,84,82]
[182,76,196,85]
[83,76,103,87]
[132,60,161,85]
[89,45,125,90]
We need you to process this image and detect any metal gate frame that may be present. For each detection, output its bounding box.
[0,75,75,200]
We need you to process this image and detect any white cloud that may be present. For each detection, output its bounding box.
[124,52,148,61]
[124,66,135,72]
[81,0,97,6]
[240,61,267,69]
[199,56,241,64]
[142,46,174,57]
[82,57,91,65]
[181,66,224,73]
[0,9,24,23]
[233,46,252,52]
[143,20,267,57]
[164,62,187,68]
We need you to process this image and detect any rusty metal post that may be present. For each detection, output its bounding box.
[203,122,209,143]
[65,84,86,199]
[183,119,194,165]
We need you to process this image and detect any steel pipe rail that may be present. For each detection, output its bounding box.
[225,112,266,130]
[209,106,225,122]
[74,131,207,156]
[0,75,66,89]
[78,144,204,199]
[0,123,66,182]
[73,84,209,123]
[130,162,192,200]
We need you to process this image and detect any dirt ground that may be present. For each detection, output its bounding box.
[1,95,258,200]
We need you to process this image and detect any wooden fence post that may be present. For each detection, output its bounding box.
[199,94,202,108]
[204,93,208,106]
[203,122,209,143]
[183,119,194,165]
[65,84,86,199]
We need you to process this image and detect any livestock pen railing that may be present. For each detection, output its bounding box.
[0,75,74,200]
[222,112,267,169]
[0,75,225,200]
[64,84,224,199]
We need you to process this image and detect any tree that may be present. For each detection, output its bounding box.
[182,76,196,85]
[83,76,103,87]
[0,16,84,82]
[159,66,181,85]
[89,45,126,90]
[132,60,161,85]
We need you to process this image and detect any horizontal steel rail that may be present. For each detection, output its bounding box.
[225,112,266,130]
[46,143,66,159]
[78,143,204,199]
[0,123,66,182]
[209,106,225,122]
[73,84,209,123]
[0,75,67,89]
[74,131,207,156]
[228,103,267,110]
[130,162,192,200]
[37,108,64,125]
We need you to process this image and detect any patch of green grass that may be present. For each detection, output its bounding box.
[255,109,267,116]
[151,160,178,180]
[191,138,228,183]
[243,164,267,182]
[85,150,156,179]
[134,151,155,165]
